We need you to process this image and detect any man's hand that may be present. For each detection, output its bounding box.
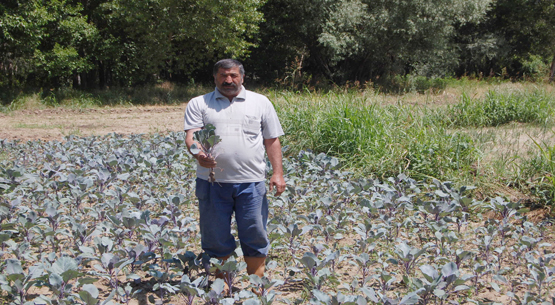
[186,128,217,168]
[264,137,286,197]
[196,152,217,168]
[269,173,286,197]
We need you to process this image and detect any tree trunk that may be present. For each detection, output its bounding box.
[72,72,81,89]
[99,60,106,89]
[550,54,555,82]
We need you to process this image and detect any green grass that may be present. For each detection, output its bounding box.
[1,82,212,112]
[272,89,477,180]
[441,90,555,127]
[79,83,210,106]
[522,134,555,207]
[14,123,63,129]
[268,83,555,208]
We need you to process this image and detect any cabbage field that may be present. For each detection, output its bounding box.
[1,132,554,305]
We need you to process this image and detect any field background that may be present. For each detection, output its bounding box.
[3,80,555,205]
[2,80,555,305]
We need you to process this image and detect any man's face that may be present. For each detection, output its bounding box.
[214,66,244,99]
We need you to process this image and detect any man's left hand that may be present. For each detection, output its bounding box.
[269,174,286,197]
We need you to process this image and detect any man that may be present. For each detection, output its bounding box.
[184,59,286,280]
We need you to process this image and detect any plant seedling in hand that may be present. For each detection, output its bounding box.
[190,124,222,183]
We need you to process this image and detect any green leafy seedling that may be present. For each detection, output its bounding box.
[190,124,222,182]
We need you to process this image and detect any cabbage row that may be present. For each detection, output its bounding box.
[0,134,554,305]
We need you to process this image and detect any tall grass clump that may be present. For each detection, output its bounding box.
[521,136,555,208]
[273,89,477,180]
[443,90,555,127]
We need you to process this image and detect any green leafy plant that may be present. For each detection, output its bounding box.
[190,124,222,182]
[210,257,246,298]
[0,259,43,304]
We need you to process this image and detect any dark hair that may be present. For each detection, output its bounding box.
[213,59,245,76]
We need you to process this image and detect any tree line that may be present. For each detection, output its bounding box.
[1,0,554,92]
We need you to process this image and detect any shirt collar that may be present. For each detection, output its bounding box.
[214,85,246,102]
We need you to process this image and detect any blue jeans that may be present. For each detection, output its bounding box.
[195,178,269,258]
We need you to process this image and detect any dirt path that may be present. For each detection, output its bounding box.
[0,105,186,141]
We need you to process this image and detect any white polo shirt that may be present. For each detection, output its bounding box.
[184,86,284,183]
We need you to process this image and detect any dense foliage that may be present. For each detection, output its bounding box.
[249,0,492,83]
[1,133,555,304]
[0,0,264,91]
[1,0,555,95]
[456,0,555,80]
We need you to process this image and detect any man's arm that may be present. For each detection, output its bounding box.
[185,128,217,169]
[264,137,286,196]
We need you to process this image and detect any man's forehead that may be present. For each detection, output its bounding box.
[217,67,241,75]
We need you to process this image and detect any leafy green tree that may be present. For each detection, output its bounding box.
[86,0,265,87]
[249,0,492,85]
[0,0,98,90]
[0,1,42,89]
[1,0,265,91]
[319,0,492,81]
[246,0,326,85]
[456,0,555,80]
[4,0,553,92]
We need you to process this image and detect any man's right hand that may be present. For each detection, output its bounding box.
[186,128,216,168]
[196,152,217,168]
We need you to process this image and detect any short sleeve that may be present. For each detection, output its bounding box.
[184,98,205,131]
[261,100,284,139]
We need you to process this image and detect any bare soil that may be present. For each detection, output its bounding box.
[0,105,186,142]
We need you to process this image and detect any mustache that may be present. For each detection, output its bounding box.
[222,82,237,87]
